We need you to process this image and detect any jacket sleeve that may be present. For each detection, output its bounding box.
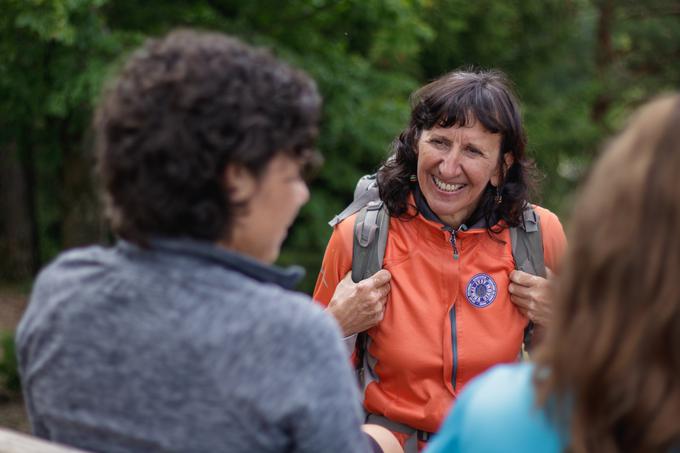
[312,217,355,307]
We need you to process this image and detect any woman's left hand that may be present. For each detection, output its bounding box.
[508,268,554,327]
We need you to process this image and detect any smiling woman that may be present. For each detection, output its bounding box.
[313,69,567,452]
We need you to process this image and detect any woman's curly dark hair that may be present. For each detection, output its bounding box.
[95,29,321,246]
[377,69,536,229]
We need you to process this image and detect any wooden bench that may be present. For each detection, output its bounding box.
[0,427,90,453]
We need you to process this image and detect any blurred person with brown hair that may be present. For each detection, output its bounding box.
[16,29,400,453]
[426,94,680,453]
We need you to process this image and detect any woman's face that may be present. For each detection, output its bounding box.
[222,153,310,264]
[415,120,505,228]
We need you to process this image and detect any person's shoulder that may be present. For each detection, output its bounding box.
[480,362,534,389]
[46,243,110,267]
[334,211,358,240]
[436,363,563,453]
[17,245,112,346]
[32,245,111,292]
[458,363,537,415]
[236,285,348,389]
[530,205,567,260]
[251,283,341,341]
[282,291,340,339]
[531,205,562,230]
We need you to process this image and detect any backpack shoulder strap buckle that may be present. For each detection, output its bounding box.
[520,205,539,233]
[355,201,384,248]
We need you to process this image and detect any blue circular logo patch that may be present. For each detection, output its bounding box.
[465,273,497,308]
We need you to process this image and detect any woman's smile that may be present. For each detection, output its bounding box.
[432,175,466,193]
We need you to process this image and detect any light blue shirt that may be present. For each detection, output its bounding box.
[426,363,564,453]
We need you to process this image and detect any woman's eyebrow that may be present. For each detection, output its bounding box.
[465,143,483,152]
[429,131,492,153]
[428,133,452,142]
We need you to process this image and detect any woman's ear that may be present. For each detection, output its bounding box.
[503,151,515,172]
[223,164,257,204]
[491,152,515,187]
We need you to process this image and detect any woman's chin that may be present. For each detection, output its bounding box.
[427,196,477,227]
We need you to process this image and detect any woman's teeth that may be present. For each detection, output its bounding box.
[433,176,463,193]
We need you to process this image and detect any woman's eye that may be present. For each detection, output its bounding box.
[466,146,483,155]
[429,138,447,148]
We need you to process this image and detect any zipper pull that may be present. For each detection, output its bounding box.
[449,231,459,260]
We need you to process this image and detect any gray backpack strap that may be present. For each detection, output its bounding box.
[329,175,380,227]
[351,200,389,283]
[327,174,389,387]
[351,200,389,389]
[510,206,546,278]
[509,205,545,352]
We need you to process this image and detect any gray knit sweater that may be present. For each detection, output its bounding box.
[17,239,370,453]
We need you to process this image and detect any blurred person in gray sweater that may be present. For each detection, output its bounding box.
[16,29,399,453]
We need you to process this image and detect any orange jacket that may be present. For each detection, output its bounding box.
[313,201,566,434]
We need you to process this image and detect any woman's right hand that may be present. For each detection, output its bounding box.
[326,270,392,336]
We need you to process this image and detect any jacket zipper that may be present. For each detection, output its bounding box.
[450,306,457,391]
[449,231,459,260]
[445,226,465,391]
[444,225,465,259]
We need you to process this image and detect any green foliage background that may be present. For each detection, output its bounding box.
[0,331,20,392]
[1,0,678,292]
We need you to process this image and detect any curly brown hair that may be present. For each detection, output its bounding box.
[377,69,536,229]
[535,95,680,452]
[95,29,321,246]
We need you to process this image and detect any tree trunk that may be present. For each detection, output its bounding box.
[61,146,104,249]
[59,119,106,250]
[19,133,42,276]
[0,143,35,280]
[591,0,615,126]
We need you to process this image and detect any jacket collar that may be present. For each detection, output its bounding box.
[118,237,304,290]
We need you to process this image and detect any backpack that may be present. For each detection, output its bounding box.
[329,174,546,379]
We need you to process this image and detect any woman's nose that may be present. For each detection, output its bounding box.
[438,150,462,177]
